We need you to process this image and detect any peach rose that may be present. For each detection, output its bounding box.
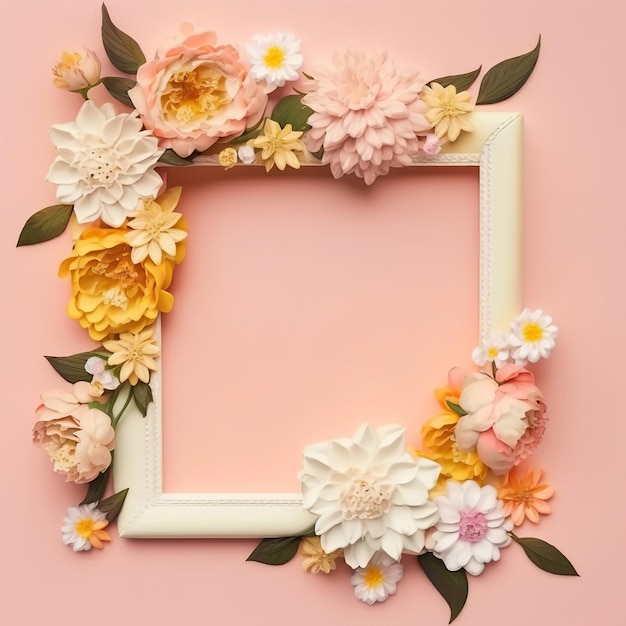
[128,24,267,157]
[33,384,115,484]
[454,364,546,474]
[52,48,101,91]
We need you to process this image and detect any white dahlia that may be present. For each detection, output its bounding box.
[46,100,164,227]
[301,50,432,185]
[299,424,440,569]
[430,480,513,575]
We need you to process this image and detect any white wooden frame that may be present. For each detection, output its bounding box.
[114,111,523,538]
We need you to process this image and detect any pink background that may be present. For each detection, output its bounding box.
[1,0,623,624]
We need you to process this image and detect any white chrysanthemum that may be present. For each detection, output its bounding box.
[246,33,303,92]
[471,333,510,367]
[350,552,404,605]
[299,424,440,569]
[46,100,164,227]
[61,503,111,552]
[509,308,558,364]
[430,480,513,575]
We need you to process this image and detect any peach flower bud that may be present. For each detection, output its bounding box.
[52,48,101,91]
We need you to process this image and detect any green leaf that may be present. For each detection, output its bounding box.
[228,116,266,145]
[98,488,129,522]
[45,351,109,384]
[445,400,468,417]
[132,381,153,417]
[418,553,468,623]
[246,536,303,565]
[16,204,73,246]
[101,3,146,74]
[427,66,482,92]
[101,76,136,108]
[270,94,313,132]
[80,469,109,505]
[510,534,579,576]
[476,36,541,105]
[158,149,195,166]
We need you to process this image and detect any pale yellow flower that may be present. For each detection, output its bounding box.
[218,147,238,170]
[300,536,340,574]
[422,82,474,142]
[103,329,160,386]
[126,187,188,265]
[249,118,304,172]
[52,48,101,91]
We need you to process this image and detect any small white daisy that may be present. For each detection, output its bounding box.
[246,33,303,92]
[350,552,404,605]
[509,308,558,364]
[61,503,111,552]
[471,333,510,367]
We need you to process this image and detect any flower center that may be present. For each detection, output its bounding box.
[47,441,76,472]
[442,101,462,117]
[342,477,394,520]
[75,518,95,538]
[458,511,488,542]
[80,147,122,186]
[487,347,499,358]
[161,66,229,124]
[102,287,128,309]
[522,322,544,342]
[363,565,384,589]
[263,46,285,69]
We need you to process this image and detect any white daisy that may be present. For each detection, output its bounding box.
[509,308,558,364]
[246,33,303,92]
[351,552,404,605]
[61,503,111,551]
[471,333,510,367]
[430,480,513,575]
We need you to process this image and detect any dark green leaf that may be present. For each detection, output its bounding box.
[158,149,195,166]
[476,36,541,105]
[302,72,314,81]
[270,94,313,132]
[228,116,266,145]
[101,3,146,74]
[102,76,136,108]
[45,351,109,384]
[418,553,468,623]
[17,204,73,246]
[98,488,129,522]
[445,400,468,417]
[510,534,579,576]
[132,381,153,417]
[80,469,109,505]
[427,66,482,92]
[246,536,302,565]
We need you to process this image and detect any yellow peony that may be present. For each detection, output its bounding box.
[59,224,186,341]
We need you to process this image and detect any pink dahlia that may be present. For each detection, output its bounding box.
[302,50,432,185]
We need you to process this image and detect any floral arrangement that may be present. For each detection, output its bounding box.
[19,4,576,621]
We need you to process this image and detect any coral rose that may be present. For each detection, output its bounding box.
[128,24,267,157]
[454,364,546,474]
[33,384,115,484]
[59,224,186,341]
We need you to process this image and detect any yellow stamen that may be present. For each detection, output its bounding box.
[75,518,95,538]
[263,46,285,69]
[363,566,384,589]
[487,347,499,358]
[522,322,543,342]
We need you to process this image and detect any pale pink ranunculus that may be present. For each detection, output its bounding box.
[33,385,115,484]
[454,364,546,474]
[128,24,268,158]
[301,50,432,185]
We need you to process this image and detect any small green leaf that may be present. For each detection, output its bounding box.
[132,381,153,417]
[101,3,146,74]
[270,94,313,132]
[418,553,468,623]
[476,36,541,105]
[45,351,109,384]
[158,149,195,166]
[17,204,73,246]
[445,400,468,417]
[427,66,482,92]
[247,536,302,565]
[98,488,129,522]
[510,534,579,576]
[101,76,136,108]
[228,116,266,144]
[80,469,110,505]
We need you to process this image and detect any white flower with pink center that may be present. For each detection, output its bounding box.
[430,480,513,575]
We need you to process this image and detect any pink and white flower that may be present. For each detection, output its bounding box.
[509,308,558,364]
[350,552,404,605]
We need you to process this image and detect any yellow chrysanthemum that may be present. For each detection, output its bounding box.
[249,118,304,172]
[422,82,474,142]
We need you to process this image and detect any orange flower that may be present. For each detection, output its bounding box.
[497,466,554,526]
